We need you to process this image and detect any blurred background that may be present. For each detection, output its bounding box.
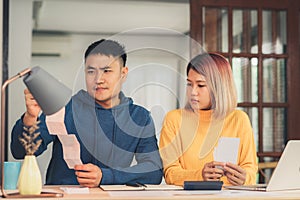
[2,0,300,184]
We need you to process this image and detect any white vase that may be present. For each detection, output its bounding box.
[18,155,42,195]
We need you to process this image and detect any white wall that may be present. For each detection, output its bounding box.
[0,0,2,84]
[0,0,2,175]
[31,33,190,140]
[8,0,54,182]
[8,0,33,161]
[8,0,192,183]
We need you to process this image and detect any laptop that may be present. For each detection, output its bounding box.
[224,140,300,192]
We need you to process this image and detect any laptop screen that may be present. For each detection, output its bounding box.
[224,140,300,192]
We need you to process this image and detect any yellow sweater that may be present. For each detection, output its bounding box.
[159,109,258,186]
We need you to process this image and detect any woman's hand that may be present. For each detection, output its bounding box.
[74,163,103,188]
[202,161,225,181]
[223,162,246,185]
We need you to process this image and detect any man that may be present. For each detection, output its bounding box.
[11,39,163,187]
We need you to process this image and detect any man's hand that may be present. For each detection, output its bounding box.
[74,163,102,188]
[23,88,41,126]
[202,161,225,181]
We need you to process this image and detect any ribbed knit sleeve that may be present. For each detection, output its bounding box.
[159,109,204,186]
[232,111,258,185]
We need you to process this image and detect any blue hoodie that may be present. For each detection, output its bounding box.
[11,90,163,185]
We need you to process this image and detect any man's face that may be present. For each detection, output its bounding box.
[85,54,128,108]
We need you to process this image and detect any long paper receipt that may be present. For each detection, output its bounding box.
[46,108,82,168]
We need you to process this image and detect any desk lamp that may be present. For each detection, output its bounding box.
[1,66,71,198]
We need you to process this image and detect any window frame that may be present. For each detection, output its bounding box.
[190,0,300,159]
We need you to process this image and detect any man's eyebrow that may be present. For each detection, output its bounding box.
[86,66,111,70]
[86,65,96,70]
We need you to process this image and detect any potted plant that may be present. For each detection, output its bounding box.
[18,121,42,195]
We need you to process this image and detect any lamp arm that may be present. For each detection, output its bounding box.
[1,68,31,195]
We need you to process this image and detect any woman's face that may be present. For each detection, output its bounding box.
[186,69,212,111]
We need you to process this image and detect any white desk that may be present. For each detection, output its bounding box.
[2,186,300,200]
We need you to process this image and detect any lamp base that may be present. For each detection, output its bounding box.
[2,191,63,198]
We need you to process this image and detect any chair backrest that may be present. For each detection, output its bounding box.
[258,161,278,183]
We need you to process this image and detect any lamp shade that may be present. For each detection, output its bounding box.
[23,66,72,115]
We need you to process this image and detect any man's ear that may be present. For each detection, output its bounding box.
[121,66,128,80]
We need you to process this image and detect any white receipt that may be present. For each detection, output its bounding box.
[214,137,240,164]
[46,107,82,169]
[60,187,89,194]
[57,134,82,168]
[46,108,68,135]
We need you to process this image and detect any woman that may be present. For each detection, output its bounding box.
[159,53,257,186]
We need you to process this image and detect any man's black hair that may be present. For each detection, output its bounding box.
[84,39,127,66]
